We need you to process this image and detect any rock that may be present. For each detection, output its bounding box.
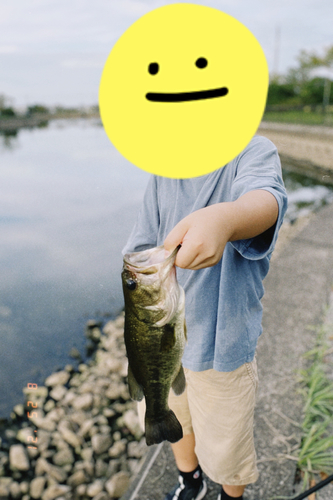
[67,469,89,487]
[9,481,21,499]
[86,327,102,342]
[114,315,124,329]
[9,445,29,471]
[71,393,93,411]
[16,427,34,443]
[52,447,74,466]
[99,425,111,435]
[86,479,103,497]
[47,407,65,422]
[49,385,67,401]
[5,429,16,440]
[81,447,93,462]
[103,407,116,418]
[47,463,68,483]
[23,385,48,398]
[122,410,143,438]
[20,482,29,494]
[13,404,24,417]
[127,459,141,475]
[41,484,70,500]
[76,484,87,496]
[89,426,99,437]
[58,420,82,448]
[105,471,130,498]
[34,457,67,483]
[43,399,55,412]
[30,476,46,499]
[105,383,127,401]
[108,440,126,458]
[35,430,51,452]
[78,418,95,437]
[30,415,56,432]
[95,458,108,478]
[69,347,82,360]
[127,439,147,458]
[0,484,9,499]
[92,492,108,500]
[61,390,76,406]
[91,434,112,455]
[45,370,70,387]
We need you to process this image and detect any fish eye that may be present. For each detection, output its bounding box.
[195,57,208,69]
[126,279,137,290]
[148,62,159,75]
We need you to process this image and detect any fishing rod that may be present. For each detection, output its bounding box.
[291,472,333,500]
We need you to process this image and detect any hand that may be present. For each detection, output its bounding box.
[164,204,234,270]
[164,190,279,271]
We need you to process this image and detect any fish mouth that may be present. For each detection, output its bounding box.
[146,87,228,103]
[123,245,180,272]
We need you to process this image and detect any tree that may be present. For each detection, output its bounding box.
[293,46,333,111]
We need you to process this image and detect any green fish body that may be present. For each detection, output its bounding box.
[122,245,186,446]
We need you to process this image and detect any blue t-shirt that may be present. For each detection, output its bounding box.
[122,135,288,372]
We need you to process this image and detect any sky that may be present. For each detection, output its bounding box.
[1,0,333,108]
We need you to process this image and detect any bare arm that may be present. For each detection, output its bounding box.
[164,190,279,270]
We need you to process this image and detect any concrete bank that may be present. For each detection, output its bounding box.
[121,201,333,499]
[258,122,333,185]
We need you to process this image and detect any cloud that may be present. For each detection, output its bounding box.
[0,45,18,54]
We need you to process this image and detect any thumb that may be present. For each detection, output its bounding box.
[164,218,189,253]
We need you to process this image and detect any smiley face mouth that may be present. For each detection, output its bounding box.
[146,86,229,102]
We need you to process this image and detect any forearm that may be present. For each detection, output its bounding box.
[226,189,279,241]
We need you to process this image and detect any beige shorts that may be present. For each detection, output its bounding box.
[137,359,259,486]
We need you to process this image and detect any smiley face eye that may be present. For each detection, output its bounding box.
[148,62,159,75]
[126,279,137,290]
[195,57,208,69]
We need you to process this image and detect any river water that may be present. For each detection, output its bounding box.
[1,118,332,417]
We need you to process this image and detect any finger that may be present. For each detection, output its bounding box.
[174,237,200,269]
[164,218,189,252]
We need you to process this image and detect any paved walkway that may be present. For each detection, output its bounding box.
[121,199,333,500]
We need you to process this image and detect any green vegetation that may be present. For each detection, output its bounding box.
[264,45,333,125]
[0,107,16,118]
[26,104,49,115]
[296,324,333,490]
[263,109,332,126]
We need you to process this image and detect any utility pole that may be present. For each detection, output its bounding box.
[273,25,281,80]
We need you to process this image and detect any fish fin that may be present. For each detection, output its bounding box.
[171,365,186,395]
[160,324,176,352]
[145,409,183,446]
[127,365,144,401]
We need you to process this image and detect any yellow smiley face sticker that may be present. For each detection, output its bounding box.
[99,3,268,179]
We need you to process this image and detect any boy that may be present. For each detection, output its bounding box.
[122,135,288,500]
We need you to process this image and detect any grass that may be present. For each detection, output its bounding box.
[295,324,333,490]
[263,110,333,126]
[270,324,333,500]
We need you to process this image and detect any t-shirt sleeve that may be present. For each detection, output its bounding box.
[229,135,288,260]
[122,175,160,255]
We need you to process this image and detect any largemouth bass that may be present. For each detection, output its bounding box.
[122,245,186,446]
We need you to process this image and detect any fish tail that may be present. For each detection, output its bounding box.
[145,409,183,446]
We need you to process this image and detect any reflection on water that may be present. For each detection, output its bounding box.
[283,170,333,222]
[0,119,332,417]
[0,119,150,416]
